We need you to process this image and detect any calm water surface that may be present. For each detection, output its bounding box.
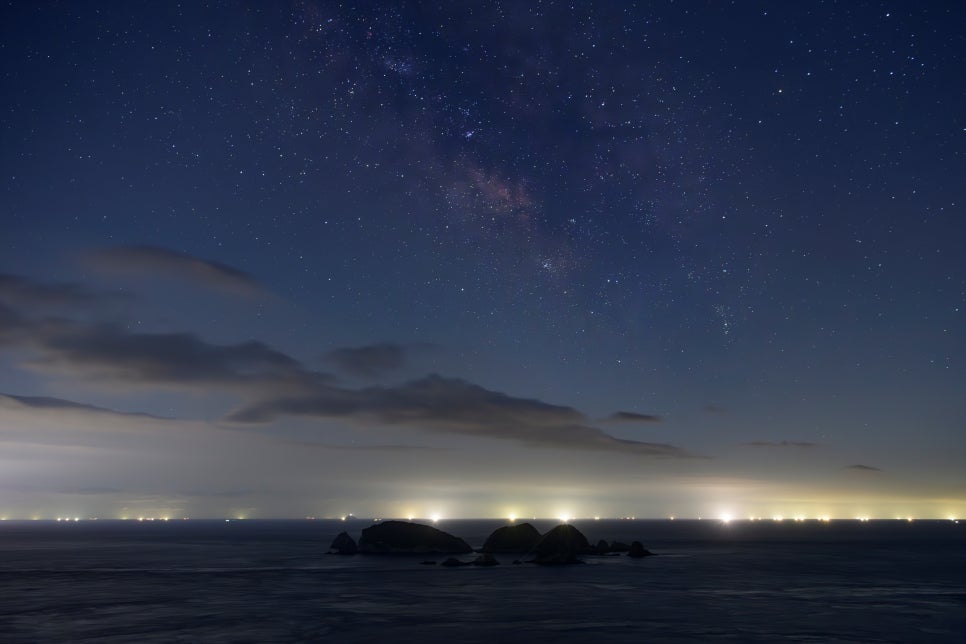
[1,519,964,642]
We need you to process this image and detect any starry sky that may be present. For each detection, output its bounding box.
[1,1,964,520]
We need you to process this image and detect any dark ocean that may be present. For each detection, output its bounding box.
[1,518,964,642]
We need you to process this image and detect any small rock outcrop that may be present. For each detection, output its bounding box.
[595,539,610,554]
[528,524,591,564]
[357,520,473,554]
[440,557,469,567]
[627,541,655,558]
[609,541,631,553]
[471,553,500,566]
[480,522,542,553]
[328,531,357,555]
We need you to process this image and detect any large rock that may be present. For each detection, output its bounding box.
[328,531,357,555]
[528,524,591,564]
[357,520,473,554]
[627,541,655,558]
[480,522,542,553]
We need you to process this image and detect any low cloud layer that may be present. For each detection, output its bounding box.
[86,245,263,295]
[0,292,692,458]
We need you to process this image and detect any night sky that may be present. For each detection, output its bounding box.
[1,1,963,521]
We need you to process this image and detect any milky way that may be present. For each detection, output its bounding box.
[0,2,963,520]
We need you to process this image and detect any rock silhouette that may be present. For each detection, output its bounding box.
[480,522,542,553]
[627,541,655,558]
[328,531,357,555]
[528,524,591,564]
[357,520,473,554]
[440,557,469,567]
[471,553,500,566]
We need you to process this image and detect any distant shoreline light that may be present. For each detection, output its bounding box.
[3,514,962,522]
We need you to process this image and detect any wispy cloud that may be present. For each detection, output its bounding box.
[743,440,818,448]
[0,278,692,458]
[324,342,406,378]
[8,318,328,395]
[846,463,881,472]
[228,374,694,458]
[0,392,167,420]
[86,245,264,296]
[0,273,124,313]
[603,411,663,424]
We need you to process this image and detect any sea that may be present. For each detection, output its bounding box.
[1,518,964,643]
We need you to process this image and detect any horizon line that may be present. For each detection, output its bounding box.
[1,515,960,523]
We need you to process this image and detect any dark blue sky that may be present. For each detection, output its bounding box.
[1,1,963,520]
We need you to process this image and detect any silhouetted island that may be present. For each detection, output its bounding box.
[357,520,473,554]
[344,521,656,565]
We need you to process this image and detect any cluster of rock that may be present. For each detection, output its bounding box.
[328,520,655,565]
[593,538,653,558]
